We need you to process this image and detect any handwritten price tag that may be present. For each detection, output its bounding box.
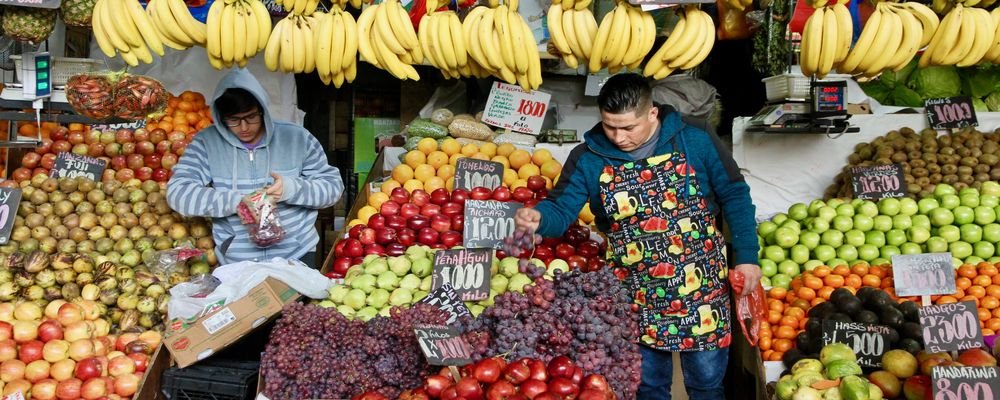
[90,120,146,132]
[481,82,551,135]
[931,366,1000,400]
[926,96,978,130]
[419,283,472,324]
[822,320,891,368]
[850,164,907,200]
[892,253,957,297]
[0,189,22,246]
[431,249,492,301]
[50,152,107,182]
[920,301,983,354]
[0,0,61,9]
[454,158,503,191]
[413,325,473,366]
[463,200,519,249]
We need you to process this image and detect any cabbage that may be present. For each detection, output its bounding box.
[906,66,961,99]
[986,91,1000,112]
[973,98,989,112]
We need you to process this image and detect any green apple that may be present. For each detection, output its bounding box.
[774,227,799,249]
[832,215,854,232]
[837,245,859,261]
[790,244,810,264]
[760,276,772,288]
[900,242,923,255]
[961,224,984,243]
[965,256,986,266]
[899,198,919,216]
[788,203,809,221]
[763,231,777,246]
[886,229,908,246]
[961,194,981,208]
[930,208,955,227]
[777,260,800,276]
[974,241,996,259]
[953,206,975,225]
[927,236,949,252]
[990,256,1000,263]
[950,241,974,259]
[953,258,963,269]
[836,204,855,217]
[828,258,849,267]
[857,201,879,217]
[781,220,802,233]
[814,245,837,262]
[821,230,845,247]
[808,200,827,216]
[982,194,1000,208]
[880,245,902,259]
[845,230,866,247]
[771,274,792,289]
[878,198,901,216]
[807,218,830,233]
[853,215,874,232]
[960,187,980,197]
[975,206,997,225]
[935,183,957,197]
[940,194,961,210]
[827,198,846,208]
[803,260,825,271]
[764,245,786,262]
[939,225,962,242]
[851,198,864,208]
[982,181,1000,196]
[918,198,940,215]
[873,215,894,232]
[858,244,880,261]
[799,231,821,249]
[872,258,890,266]
[758,221,778,237]
[771,213,789,225]
[817,206,838,222]
[892,215,913,230]
[865,231,886,247]
[984,223,1000,243]
[760,259,778,277]
[912,215,931,230]
[907,226,931,244]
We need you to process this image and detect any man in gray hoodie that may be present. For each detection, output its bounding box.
[167,69,344,268]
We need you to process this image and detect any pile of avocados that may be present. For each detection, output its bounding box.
[783,287,924,368]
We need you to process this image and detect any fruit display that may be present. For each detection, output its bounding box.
[146,0,208,52]
[920,4,999,68]
[270,0,320,16]
[355,0,423,81]
[757,184,1000,285]
[0,300,161,399]
[312,7,361,87]
[775,348,883,400]
[418,11,477,80]
[545,2,598,70]
[925,262,1000,333]
[91,0,166,67]
[460,4,542,90]
[642,5,716,79]
[587,2,657,75]
[146,90,214,136]
[60,0,96,27]
[205,0,273,69]
[863,348,997,399]
[264,13,320,75]
[826,127,1000,199]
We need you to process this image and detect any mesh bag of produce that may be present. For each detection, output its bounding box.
[65,72,118,120]
[112,74,169,120]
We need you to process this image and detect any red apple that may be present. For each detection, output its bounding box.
[167,131,186,143]
[87,143,105,158]
[431,188,450,206]
[125,353,148,373]
[171,140,187,155]
[450,214,465,232]
[513,187,534,203]
[37,321,63,342]
[411,189,430,207]
[407,215,430,231]
[470,187,491,200]
[50,128,68,142]
[358,228,377,245]
[374,228,397,245]
[74,358,102,381]
[380,201,401,216]
[115,129,133,144]
[451,189,469,204]
[441,202,463,216]
[144,153,161,168]
[161,153,179,170]
[417,228,439,245]
[156,140,172,155]
[52,140,71,154]
[367,214,386,230]
[135,141,155,156]
[114,169,134,183]
[71,143,89,155]
[578,240,601,258]
[492,187,512,202]
[134,167,152,181]
[519,379,548,399]
[19,340,44,363]
[35,139,52,154]
[363,243,385,256]
[455,376,483,400]
[400,203,421,219]
[149,129,166,144]
[84,130,100,144]
[126,154,145,170]
[385,243,406,256]
[385,215,407,231]
[121,142,135,156]
[132,129,149,142]
[430,214,451,233]
[332,257,353,276]
[68,132,85,145]
[397,228,416,247]
[440,231,462,247]
[341,239,363,258]
[526,176,546,191]
[390,187,410,205]
[503,359,530,384]
[420,204,441,217]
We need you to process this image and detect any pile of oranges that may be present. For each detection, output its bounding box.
[924,262,1000,335]
[147,91,213,135]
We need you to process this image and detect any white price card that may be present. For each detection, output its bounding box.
[481,82,551,135]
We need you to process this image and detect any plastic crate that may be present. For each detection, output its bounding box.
[762,71,851,102]
[161,359,259,400]
[9,55,103,86]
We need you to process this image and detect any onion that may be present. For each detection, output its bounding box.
[50,359,75,381]
[13,302,43,321]
[25,359,50,383]
[114,373,139,397]
[0,359,26,382]
[12,320,38,343]
[32,378,58,400]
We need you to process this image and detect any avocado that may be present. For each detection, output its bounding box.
[900,321,923,341]
[856,287,880,302]
[886,328,900,345]
[830,288,856,304]
[880,307,905,328]
[796,332,818,354]
[806,317,823,337]
[899,301,920,322]
[898,338,923,354]
[809,302,836,320]
[828,313,853,323]
[855,310,879,325]
[782,348,806,369]
[837,296,864,315]
[867,295,896,313]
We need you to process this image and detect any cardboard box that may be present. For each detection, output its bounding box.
[135,345,171,400]
[163,277,300,368]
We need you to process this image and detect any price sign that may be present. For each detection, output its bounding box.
[481,82,551,135]
[822,320,891,368]
[413,325,473,366]
[850,164,907,200]
[419,283,472,324]
[90,120,146,132]
[0,189,22,246]
[50,152,107,182]
[920,301,983,354]
[0,0,60,9]
[463,200,519,249]
[454,158,503,191]
[926,96,978,130]
[931,366,1000,400]
[432,249,491,301]
[892,253,957,297]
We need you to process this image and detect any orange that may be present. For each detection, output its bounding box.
[987,285,1000,299]
[503,169,517,186]
[403,179,424,192]
[767,310,782,325]
[496,143,516,157]
[449,153,465,166]
[823,274,845,288]
[413,164,437,182]
[975,275,993,287]
[980,264,999,277]
[833,265,851,277]
[846,274,863,289]
[768,299,784,312]
[461,143,480,157]
[883,287,897,298]
[790,277,803,292]
[993,274,1000,285]
[185,113,200,125]
[869,265,888,279]
[531,149,553,166]
[862,274,881,288]
[491,156,510,169]
[158,121,174,132]
[478,143,498,158]
[367,192,390,209]
[423,177,446,193]
[540,160,562,180]
[984,329,996,336]
[508,149,532,169]
[979,308,993,322]
[769,352,784,362]
[982,296,1000,309]
[437,164,455,179]
[799,318,809,330]
[392,164,414,183]
[471,153,491,161]
[784,307,805,320]
[851,264,870,276]
[417,138,439,154]
[959,265,978,279]
[381,180,402,194]
[882,277,895,289]
[518,164,541,180]
[937,296,959,304]
[813,266,831,278]
[779,316,799,328]
[961,295,981,307]
[817,286,835,300]
[957,277,973,290]
[775,326,796,340]
[759,337,772,351]
[404,150,427,169]
[440,138,462,156]
[797,287,817,302]
[769,287,788,300]
[804,276,824,290]
[967,285,986,299]
[954,287,966,299]
[17,123,38,137]
[773,339,793,353]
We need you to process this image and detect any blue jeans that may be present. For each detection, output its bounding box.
[637,345,729,400]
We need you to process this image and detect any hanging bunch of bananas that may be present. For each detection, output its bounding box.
[264,14,318,73]
[723,0,753,11]
[588,1,656,74]
[314,7,359,87]
[271,0,319,15]
[981,8,1000,64]
[92,0,164,66]
[919,4,995,68]
[147,0,207,52]
[552,0,592,11]
[204,0,272,69]
[462,1,543,90]
[797,3,852,78]
[836,1,937,76]
[419,10,491,79]
[546,4,598,69]
[642,5,713,79]
[356,0,422,81]
[932,0,998,16]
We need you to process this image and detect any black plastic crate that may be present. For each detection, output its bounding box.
[162,359,259,400]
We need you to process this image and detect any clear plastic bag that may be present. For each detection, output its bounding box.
[237,191,286,248]
[730,269,765,346]
[144,245,205,276]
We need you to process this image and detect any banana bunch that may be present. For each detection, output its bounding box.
[357,0,422,81]
[797,3,851,78]
[920,4,995,68]
[546,4,598,69]
[642,5,713,79]
[205,0,272,69]
[419,11,491,79]
[462,3,543,90]
[92,0,164,66]
[264,13,318,73]
[840,1,937,75]
[552,0,592,11]
[314,7,359,87]
[271,0,319,15]
[147,0,207,50]
[588,1,656,74]
[933,0,999,15]
[723,0,753,12]
[981,8,1000,64]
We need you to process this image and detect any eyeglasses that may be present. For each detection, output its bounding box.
[223,112,263,127]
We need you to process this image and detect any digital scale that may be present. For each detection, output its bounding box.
[746,80,859,134]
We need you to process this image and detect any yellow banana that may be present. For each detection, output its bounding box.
[280,18,295,72]
[341,11,358,71]
[841,6,882,73]
[249,0,272,51]
[292,18,307,72]
[357,5,379,65]
[574,9,596,59]
[463,7,490,70]
[450,12,468,67]
[562,9,584,60]
[206,0,224,58]
[437,14,458,69]
[154,0,193,46]
[574,0,591,11]
[315,12,333,81]
[588,9,613,72]
[130,39,154,64]
[232,4,247,63]
[520,18,542,89]
[167,0,206,45]
[374,3,407,55]
[902,2,938,47]
[983,8,1000,63]
[372,31,407,79]
[302,17,315,73]
[941,6,975,65]
[119,48,140,66]
[91,0,117,57]
[346,57,357,82]
[124,0,164,56]
[547,5,571,55]
[668,8,706,69]
[957,8,993,67]
[799,6,823,76]
[639,10,656,59]
[99,0,131,52]
[479,9,504,70]
[507,9,527,72]
[392,0,419,50]
[603,5,629,66]
[861,5,900,75]
[621,6,645,65]
[495,5,517,72]
[113,0,145,48]
[220,3,236,63]
[418,14,438,68]
[886,6,921,71]
[831,3,852,63]
[264,19,282,71]
[643,32,671,76]
[928,5,962,66]
[661,7,698,62]
[679,10,714,70]
[244,2,259,59]
[816,7,838,78]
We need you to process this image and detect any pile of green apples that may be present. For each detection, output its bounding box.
[759,182,1000,289]
[317,245,541,321]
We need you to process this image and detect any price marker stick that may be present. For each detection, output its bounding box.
[922,295,931,307]
[448,366,462,383]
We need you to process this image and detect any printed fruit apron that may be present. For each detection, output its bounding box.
[600,150,733,351]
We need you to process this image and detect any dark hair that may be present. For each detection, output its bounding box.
[215,88,261,118]
[597,73,653,114]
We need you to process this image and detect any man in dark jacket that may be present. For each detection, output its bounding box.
[515,74,761,400]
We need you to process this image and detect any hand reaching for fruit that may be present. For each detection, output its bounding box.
[514,208,542,234]
[733,263,762,297]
